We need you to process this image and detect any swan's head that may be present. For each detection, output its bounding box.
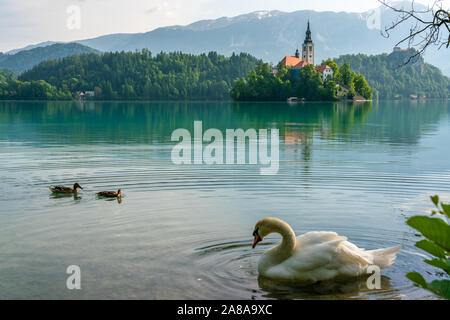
[252,217,282,248]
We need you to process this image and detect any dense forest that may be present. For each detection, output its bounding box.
[0,69,13,82]
[1,47,448,101]
[230,59,372,101]
[335,51,450,99]
[18,50,260,100]
[0,69,71,100]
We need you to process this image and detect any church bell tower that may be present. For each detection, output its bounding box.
[302,20,314,65]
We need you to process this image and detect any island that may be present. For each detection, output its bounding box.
[230,21,372,102]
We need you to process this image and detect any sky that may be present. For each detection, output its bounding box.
[0,0,444,52]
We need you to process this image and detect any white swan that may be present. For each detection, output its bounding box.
[252,217,401,282]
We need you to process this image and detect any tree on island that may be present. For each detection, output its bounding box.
[354,74,373,100]
[294,64,324,100]
[337,62,354,88]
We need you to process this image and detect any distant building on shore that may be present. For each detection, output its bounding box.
[76,90,95,100]
[391,46,424,74]
[393,46,410,52]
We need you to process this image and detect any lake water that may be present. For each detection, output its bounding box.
[0,100,449,300]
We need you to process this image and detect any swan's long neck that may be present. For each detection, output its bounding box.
[269,220,296,261]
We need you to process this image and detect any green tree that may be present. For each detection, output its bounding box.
[337,62,355,89]
[295,64,323,100]
[354,74,373,100]
[324,80,338,100]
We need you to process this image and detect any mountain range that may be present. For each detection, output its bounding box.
[1,1,449,76]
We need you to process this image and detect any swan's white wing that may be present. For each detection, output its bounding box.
[263,232,372,281]
[296,231,345,246]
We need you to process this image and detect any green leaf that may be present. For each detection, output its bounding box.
[428,280,450,299]
[406,272,427,288]
[441,203,450,218]
[415,239,447,258]
[424,259,450,273]
[407,216,450,251]
[431,195,440,207]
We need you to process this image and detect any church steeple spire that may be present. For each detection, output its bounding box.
[304,20,312,43]
[302,20,314,65]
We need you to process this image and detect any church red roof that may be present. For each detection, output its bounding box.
[281,56,303,68]
[293,61,309,69]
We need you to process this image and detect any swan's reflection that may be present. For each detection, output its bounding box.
[258,274,398,299]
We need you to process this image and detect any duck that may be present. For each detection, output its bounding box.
[97,189,123,198]
[50,183,83,194]
[252,217,401,282]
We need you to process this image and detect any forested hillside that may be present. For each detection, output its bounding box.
[334,52,450,99]
[19,51,260,100]
[0,43,99,73]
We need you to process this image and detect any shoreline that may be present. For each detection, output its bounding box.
[0,98,449,103]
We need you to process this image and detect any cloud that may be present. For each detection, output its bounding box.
[143,1,185,20]
[146,7,159,14]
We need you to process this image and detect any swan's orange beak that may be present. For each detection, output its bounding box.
[252,234,262,248]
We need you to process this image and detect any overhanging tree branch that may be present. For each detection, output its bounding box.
[379,0,449,65]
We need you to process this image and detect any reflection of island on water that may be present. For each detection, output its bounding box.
[258,274,399,300]
[283,103,372,142]
[0,100,448,147]
[231,100,450,146]
[231,101,373,141]
[231,101,373,167]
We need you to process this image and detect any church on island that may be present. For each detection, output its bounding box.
[276,21,334,83]
[230,20,372,102]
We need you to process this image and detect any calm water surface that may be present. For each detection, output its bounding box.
[0,100,449,299]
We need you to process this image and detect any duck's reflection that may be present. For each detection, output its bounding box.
[258,274,397,299]
[96,196,123,204]
[49,193,82,201]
